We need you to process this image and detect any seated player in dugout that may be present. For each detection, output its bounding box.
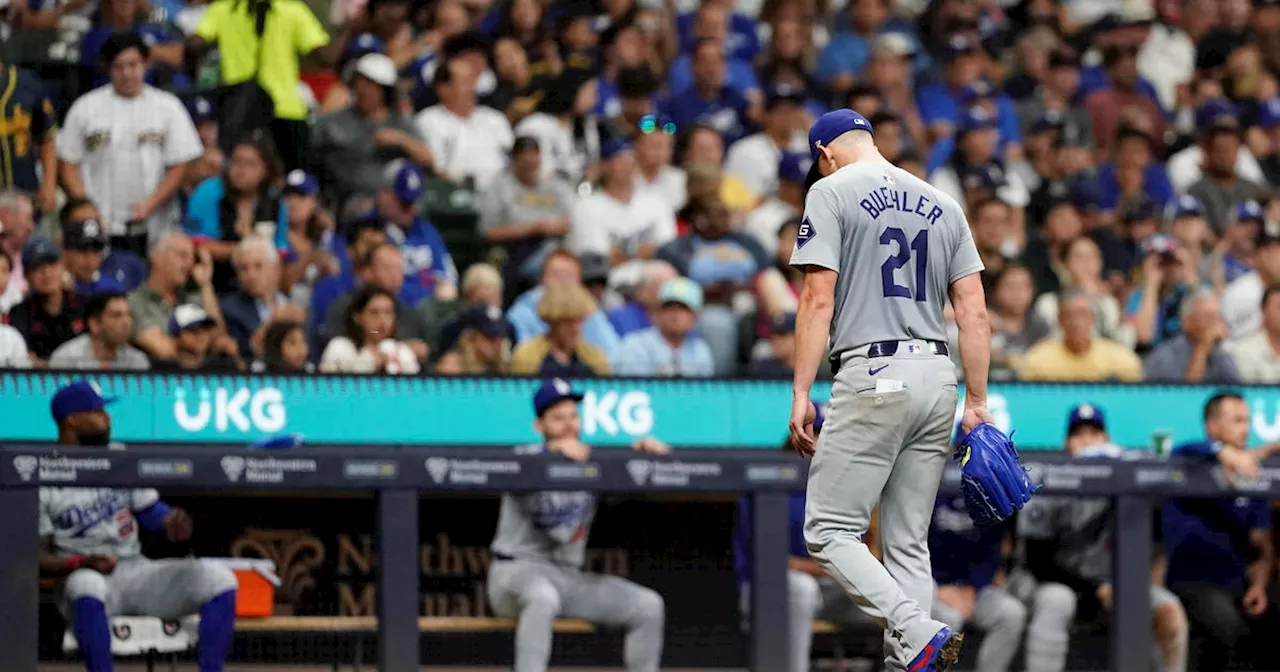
[38,381,239,672]
[929,452,1028,672]
[732,404,878,672]
[1010,403,1189,672]
[486,378,668,672]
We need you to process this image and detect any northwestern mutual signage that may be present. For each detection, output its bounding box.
[3,373,1280,450]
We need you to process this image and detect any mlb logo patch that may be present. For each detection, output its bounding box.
[795,217,815,249]
[883,174,895,184]
[906,343,922,353]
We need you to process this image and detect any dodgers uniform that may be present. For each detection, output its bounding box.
[929,494,1027,671]
[486,384,665,672]
[43,381,237,672]
[791,111,983,669]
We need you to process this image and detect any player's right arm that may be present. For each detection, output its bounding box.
[788,184,842,454]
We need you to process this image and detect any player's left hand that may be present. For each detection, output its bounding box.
[632,437,670,455]
[789,396,818,456]
[960,405,995,434]
[164,508,194,542]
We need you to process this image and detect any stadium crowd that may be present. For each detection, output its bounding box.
[0,0,1275,382]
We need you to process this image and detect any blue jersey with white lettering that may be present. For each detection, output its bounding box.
[386,218,458,299]
[788,162,983,355]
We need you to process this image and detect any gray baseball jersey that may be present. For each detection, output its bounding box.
[40,487,160,558]
[788,162,983,357]
[490,444,596,568]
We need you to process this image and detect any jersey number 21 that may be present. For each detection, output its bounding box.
[880,227,927,302]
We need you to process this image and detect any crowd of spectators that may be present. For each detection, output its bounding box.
[0,0,1277,384]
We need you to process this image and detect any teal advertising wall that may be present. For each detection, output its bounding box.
[4,373,1279,449]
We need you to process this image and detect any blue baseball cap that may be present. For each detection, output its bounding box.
[1167,195,1205,220]
[777,152,813,186]
[384,161,425,204]
[960,162,1003,192]
[254,433,305,449]
[765,83,806,110]
[185,95,216,123]
[600,136,633,161]
[1030,110,1065,134]
[22,236,61,271]
[959,106,997,133]
[1070,179,1103,214]
[958,79,995,106]
[1238,199,1265,224]
[51,381,116,423]
[168,304,216,336]
[1195,98,1240,133]
[346,32,386,58]
[284,169,319,197]
[1067,403,1106,433]
[808,109,874,160]
[533,378,584,416]
[658,277,704,310]
[1260,97,1280,129]
[804,109,874,190]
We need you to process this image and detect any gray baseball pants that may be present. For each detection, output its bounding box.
[61,557,237,618]
[804,347,958,671]
[932,584,1027,672]
[487,558,664,672]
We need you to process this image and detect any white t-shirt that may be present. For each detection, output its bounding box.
[514,113,585,185]
[57,84,203,241]
[723,132,783,199]
[1167,145,1266,193]
[633,166,688,213]
[320,337,420,374]
[414,104,513,190]
[745,198,798,256]
[1137,23,1194,112]
[567,188,677,259]
[0,324,30,367]
[1223,271,1265,339]
[1226,330,1280,384]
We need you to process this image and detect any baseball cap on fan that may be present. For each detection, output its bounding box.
[51,381,117,423]
[533,378,585,417]
[353,52,398,87]
[804,109,875,192]
[385,160,425,205]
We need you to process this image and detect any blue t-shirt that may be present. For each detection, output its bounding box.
[733,491,808,589]
[666,55,760,98]
[1164,441,1271,590]
[385,219,458,299]
[915,84,1023,151]
[661,86,751,144]
[1095,162,1175,211]
[676,12,760,61]
[607,302,651,337]
[814,25,928,84]
[929,493,1003,590]
[1125,283,1195,346]
[183,177,291,251]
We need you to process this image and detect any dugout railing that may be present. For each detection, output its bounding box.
[0,445,1266,672]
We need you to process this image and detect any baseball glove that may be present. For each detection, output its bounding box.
[955,422,1036,528]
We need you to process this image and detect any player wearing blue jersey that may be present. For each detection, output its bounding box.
[39,382,238,672]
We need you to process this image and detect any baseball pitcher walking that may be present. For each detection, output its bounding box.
[787,109,994,672]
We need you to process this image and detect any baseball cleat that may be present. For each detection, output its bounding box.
[906,626,964,671]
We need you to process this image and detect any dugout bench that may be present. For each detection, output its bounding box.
[2,445,1272,672]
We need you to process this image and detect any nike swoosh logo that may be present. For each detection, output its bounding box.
[909,645,934,671]
[869,365,889,375]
